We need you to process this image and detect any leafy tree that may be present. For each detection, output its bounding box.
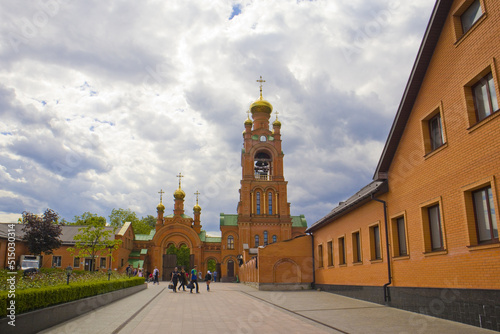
[131,220,152,235]
[69,212,106,226]
[140,215,157,229]
[109,208,139,227]
[166,244,190,268]
[22,209,63,255]
[67,221,122,271]
[207,259,216,273]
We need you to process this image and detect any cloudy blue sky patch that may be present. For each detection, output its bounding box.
[0,0,435,235]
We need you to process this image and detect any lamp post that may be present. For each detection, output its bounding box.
[108,245,113,281]
[108,268,112,281]
[66,266,73,285]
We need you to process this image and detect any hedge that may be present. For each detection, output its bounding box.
[0,277,145,317]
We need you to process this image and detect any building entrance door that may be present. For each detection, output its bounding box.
[162,254,177,281]
[227,260,234,279]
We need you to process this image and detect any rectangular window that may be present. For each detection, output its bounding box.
[370,225,381,260]
[52,256,62,268]
[327,241,333,267]
[428,113,444,151]
[352,231,362,263]
[461,0,482,34]
[256,192,261,215]
[428,205,444,251]
[338,237,346,265]
[396,217,408,256]
[268,192,272,215]
[473,186,498,243]
[318,244,324,268]
[472,73,498,122]
[73,257,80,268]
[100,257,107,269]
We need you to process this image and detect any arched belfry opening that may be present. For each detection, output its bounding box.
[254,151,272,180]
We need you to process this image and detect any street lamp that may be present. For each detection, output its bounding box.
[108,268,112,281]
[66,266,73,285]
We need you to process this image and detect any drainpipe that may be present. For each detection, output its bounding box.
[309,232,316,289]
[371,194,391,303]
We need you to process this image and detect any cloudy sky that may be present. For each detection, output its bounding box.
[0,0,435,235]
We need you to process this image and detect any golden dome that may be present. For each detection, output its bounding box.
[193,203,201,213]
[273,118,281,127]
[174,188,185,200]
[250,97,273,115]
[244,117,253,126]
[157,202,165,211]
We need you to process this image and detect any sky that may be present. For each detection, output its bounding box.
[0,0,436,236]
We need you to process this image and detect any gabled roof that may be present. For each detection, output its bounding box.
[306,180,388,233]
[374,0,453,179]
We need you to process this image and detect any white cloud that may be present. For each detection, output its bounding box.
[0,0,435,230]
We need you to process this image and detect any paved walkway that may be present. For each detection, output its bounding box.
[40,282,496,334]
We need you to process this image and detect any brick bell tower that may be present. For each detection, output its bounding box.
[237,76,293,253]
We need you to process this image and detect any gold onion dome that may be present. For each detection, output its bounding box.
[174,188,185,200]
[273,118,281,127]
[193,203,201,212]
[157,202,165,211]
[250,96,273,115]
[244,117,253,126]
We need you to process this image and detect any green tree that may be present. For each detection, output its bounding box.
[109,208,139,227]
[22,209,63,255]
[131,220,151,235]
[69,212,106,226]
[207,259,216,273]
[166,244,190,268]
[67,221,122,271]
[140,215,156,229]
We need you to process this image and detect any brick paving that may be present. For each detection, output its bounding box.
[40,282,496,334]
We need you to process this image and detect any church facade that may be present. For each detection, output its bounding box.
[131,80,307,281]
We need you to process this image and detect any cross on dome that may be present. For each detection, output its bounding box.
[158,189,165,203]
[176,172,184,188]
[256,75,265,99]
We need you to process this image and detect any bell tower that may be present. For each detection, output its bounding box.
[237,76,293,252]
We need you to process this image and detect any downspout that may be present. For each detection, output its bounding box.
[309,232,316,289]
[371,194,391,303]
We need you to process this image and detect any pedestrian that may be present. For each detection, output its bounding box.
[126,264,132,277]
[190,265,199,293]
[205,271,212,291]
[138,269,143,277]
[171,267,180,292]
[178,267,187,291]
[153,266,160,285]
[213,270,217,283]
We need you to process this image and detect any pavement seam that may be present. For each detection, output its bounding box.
[111,287,165,334]
[240,291,351,334]
[293,306,385,312]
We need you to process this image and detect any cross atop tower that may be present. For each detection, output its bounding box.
[176,172,184,188]
[256,75,265,99]
[275,109,279,120]
[194,190,200,204]
[158,189,165,203]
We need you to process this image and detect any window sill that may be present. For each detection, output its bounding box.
[424,142,448,159]
[327,265,335,269]
[352,261,363,266]
[338,264,347,267]
[454,13,487,47]
[423,250,448,257]
[370,259,383,264]
[467,242,500,251]
[467,109,500,134]
[392,255,410,261]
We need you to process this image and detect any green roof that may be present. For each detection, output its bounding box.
[165,214,192,219]
[198,230,221,243]
[135,229,155,241]
[220,213,238,226]
[140,248,148,255]
[129,250,141,257]
[291,215,307,227]
[128,259,144,268]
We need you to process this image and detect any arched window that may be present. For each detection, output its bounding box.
[254,235,260,247]
[272,235,277,243]
[264,231,268,246]
[227,235,234,250]
[256,192,261,214]
[268,192,273,214]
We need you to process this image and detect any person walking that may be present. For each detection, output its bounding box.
[178,267,187,291]
[153,266,160,285]
[171,267,180,292]
[205,271,212,291]
[213,270,217,283]
[190,265,199,293]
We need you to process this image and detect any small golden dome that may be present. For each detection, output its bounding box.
[157,202,165,211]
[244,117,253,126]
[250,97,273,115]
[273,119,281,127]
[174,188,185,200]
[193,204,201,213]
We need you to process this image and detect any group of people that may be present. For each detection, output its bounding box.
[125,265,143,278]
[170,265,216,293]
